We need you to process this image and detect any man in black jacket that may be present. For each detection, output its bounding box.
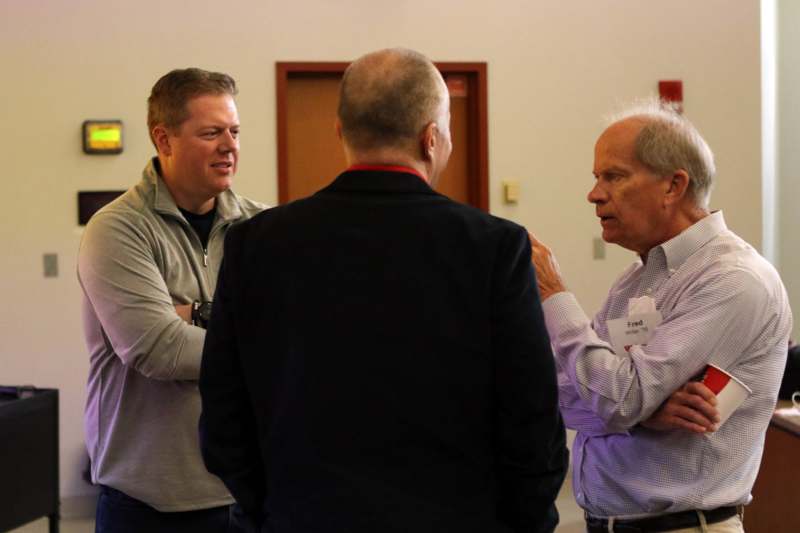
[199,47,567,533]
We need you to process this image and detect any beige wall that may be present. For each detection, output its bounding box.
[0,0,765,509]
[778,0,800,341]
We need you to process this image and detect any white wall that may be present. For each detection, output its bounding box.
[778,0,800,341]
[0,0,765,512]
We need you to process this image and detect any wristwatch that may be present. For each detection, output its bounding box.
[191,301,213,329]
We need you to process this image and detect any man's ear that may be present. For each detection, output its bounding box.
[334,118,343,141]
[664,169,691,206]
[420,121,437,161]
[152,125,172,156]
[336,119,355,165]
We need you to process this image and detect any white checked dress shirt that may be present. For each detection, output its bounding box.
[542,211,792,518]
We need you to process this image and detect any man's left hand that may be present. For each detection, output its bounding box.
[175,304,192,324]
[528,233,567,301]
[642,381,720,433]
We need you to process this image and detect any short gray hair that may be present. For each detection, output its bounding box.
[610,98,715,208]
[338,48,445,151]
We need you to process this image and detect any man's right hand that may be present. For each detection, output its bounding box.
[528,233,567,301]
[642,381,721,433]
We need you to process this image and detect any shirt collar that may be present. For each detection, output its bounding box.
[651,211,728,272]
[322,166,438,196]
[146,157,243,222]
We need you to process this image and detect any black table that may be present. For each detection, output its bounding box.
[0,387,59,533]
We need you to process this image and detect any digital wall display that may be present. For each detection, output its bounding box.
[82,120,123,154]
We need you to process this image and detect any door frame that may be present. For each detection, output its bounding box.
[275,61,489,210]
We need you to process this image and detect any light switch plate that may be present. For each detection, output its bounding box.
[43,253,58,277]
[503,180,519,203]
[593,238,606,260]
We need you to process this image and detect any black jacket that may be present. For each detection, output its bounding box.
[199,168,568,533]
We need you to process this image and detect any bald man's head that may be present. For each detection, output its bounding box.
[338,48,448,152]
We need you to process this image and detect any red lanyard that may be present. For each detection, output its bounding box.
[346,164,429,184]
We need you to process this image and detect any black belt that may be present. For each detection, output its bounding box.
[585,505,740,532]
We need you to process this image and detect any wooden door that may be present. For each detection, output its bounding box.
[276,62,488,210]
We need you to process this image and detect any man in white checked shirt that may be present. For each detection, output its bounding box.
[530,100,792,533]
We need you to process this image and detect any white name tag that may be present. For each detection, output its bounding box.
[628,295,657,315]
[606,311,663,356]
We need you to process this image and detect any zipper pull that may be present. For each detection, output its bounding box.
[203,249,208,267]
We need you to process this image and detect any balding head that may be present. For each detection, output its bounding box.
[338,48,449,153]
[607,100,716,209]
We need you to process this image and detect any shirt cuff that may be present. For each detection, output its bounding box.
[541,291,592,344]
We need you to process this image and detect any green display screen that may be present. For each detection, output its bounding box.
[91,128,121,142]
[83,120,123,154]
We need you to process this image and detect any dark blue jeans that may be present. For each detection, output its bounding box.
[95,485,240,533]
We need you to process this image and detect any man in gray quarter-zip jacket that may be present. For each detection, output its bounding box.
[78,68,265,533]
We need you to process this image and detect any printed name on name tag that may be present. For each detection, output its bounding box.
[606,311,663,356]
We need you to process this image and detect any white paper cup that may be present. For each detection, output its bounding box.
[702,364,751,426]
